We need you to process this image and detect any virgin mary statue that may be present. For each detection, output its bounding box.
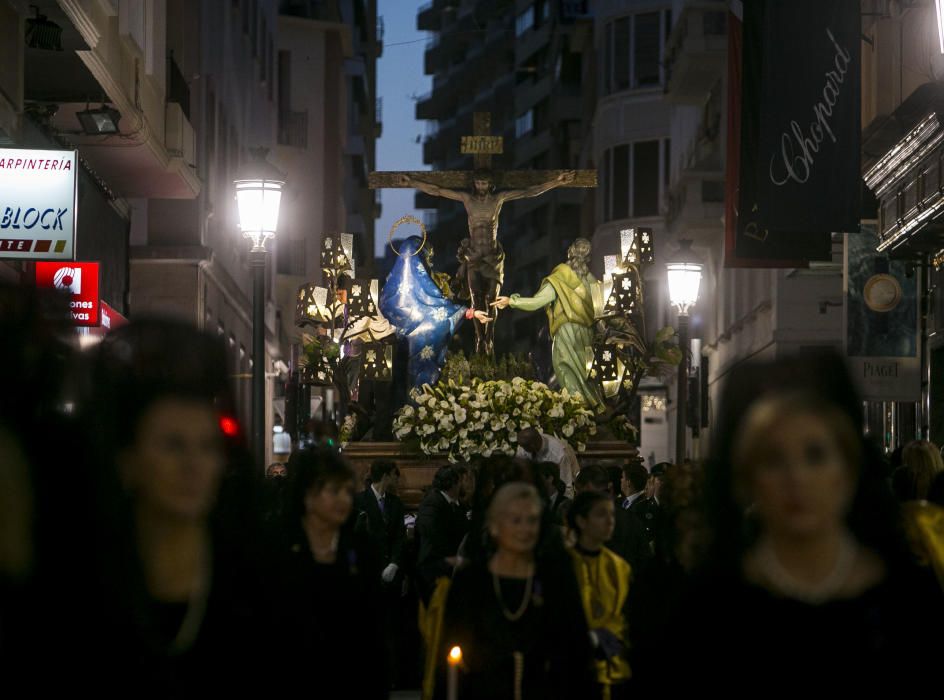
[380,235,490,388]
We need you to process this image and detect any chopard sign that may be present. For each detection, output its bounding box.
[768,29,852,187]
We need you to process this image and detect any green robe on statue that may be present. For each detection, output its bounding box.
[510,263,604,409]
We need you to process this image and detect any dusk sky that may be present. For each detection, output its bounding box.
[375,0,432,258]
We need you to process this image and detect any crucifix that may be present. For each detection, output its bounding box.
[369,112,597,356]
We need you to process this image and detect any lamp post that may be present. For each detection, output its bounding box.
[666,239,703,464]
[235,149,285,470]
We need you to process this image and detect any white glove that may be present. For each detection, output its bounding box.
[381,563,399,583]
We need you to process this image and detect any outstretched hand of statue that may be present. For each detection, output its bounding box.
[473,310,493,324]
[557,170,577,184]
[491,296,511,310]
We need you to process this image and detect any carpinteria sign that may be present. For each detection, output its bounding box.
[0,148,77,260]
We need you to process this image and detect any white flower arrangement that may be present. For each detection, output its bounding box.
[397,379,597,462]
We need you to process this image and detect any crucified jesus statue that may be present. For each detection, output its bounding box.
[398,169,576,356]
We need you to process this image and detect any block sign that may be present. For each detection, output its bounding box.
[0,148,78,260]
[35,261,100,326]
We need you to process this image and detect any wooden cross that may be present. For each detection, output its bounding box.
[368,111,597,190]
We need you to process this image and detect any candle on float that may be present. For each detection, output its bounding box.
[447,645,462,700]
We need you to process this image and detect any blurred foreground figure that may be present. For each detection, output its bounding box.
[648,352,943,691]
[90,320,266,695]
[436,482,595,699]
[0,286,84,689]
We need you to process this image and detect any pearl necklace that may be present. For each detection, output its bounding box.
[755,534,857,605]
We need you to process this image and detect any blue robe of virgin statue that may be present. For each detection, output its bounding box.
[380,236,468,389]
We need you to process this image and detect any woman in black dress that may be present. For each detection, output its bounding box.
[647,352,943,692]
[437,481,595,700]
[88,320,268,696]
[272,446,387,698]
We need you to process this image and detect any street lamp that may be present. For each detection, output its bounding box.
[666,239,702,463]
[235,149,285,470]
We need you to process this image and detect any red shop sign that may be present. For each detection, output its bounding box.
[100,301,127,331]
[35,261,100,327]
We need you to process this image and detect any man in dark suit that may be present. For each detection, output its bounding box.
[354,460,407,688]
[415,465,468,602]
[575,465,649,572]
[629,462,668,551]
[621,461,654,553]
[355,460,406,584]
[537,461,571,525]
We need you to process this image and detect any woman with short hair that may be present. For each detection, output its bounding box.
[272,446,387,697]
[436,482,595,699]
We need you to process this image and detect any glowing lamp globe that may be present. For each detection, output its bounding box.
[234,150,285,251]
[666,240,703,316]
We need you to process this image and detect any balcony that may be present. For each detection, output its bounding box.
[665,176,724,237]
[664,1,727,103]
[666,107,723,237]
[515,21,551,65]
[166,54,190,120]
[515,74,552,114]
[165,103,195,168]
[31,1,200,198]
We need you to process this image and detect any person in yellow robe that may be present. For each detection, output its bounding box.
[493,238,604,410]
[567,490,632,700]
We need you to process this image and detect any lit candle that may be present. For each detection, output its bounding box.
[447,645,462,700]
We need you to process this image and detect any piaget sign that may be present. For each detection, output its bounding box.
[0,148,77,260]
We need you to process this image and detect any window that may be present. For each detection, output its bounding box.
[602,139,670,222]
[633,140,659,216]
[634,12,661,87]
[516,6,535,37]
[603,9,672,95]
[515,110,534,138]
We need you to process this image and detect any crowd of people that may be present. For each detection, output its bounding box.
[2,289,944,697]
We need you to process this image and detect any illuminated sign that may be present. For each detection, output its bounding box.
[100,301,127,331]
[0,148,77,260]
[36,261,100,326]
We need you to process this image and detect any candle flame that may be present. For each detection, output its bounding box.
[448,646,462,664]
